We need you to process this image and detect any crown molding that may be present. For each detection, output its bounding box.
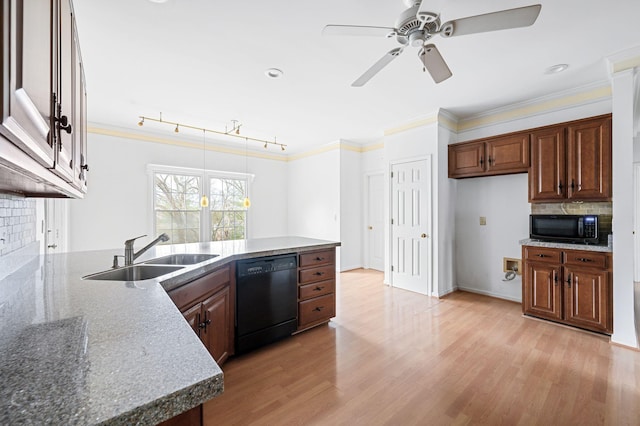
[88,124,289,162]
[456,81,611,132]
[606,45,640,74]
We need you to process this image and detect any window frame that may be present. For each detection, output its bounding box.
[148,164,253,243]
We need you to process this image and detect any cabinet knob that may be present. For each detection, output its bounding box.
[56,115,73,134]
[313,306,324,312]
[314,271,325,276]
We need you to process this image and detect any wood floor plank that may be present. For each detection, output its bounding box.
[203,269,640,425]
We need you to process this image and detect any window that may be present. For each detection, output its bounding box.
[151,166,249,244]
[209,178,247,241]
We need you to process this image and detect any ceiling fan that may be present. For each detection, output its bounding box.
[322,0,542,87]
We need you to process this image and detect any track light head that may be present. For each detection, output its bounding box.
[138,118,144,126]
[174,124,179,133]
[264,142,268,149]
[281,145,285,151]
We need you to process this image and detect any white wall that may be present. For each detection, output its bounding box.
[455,174,529,301]
[610,69,639,348]
[68,132,288,252]
[287,147,341,268]
[436,119,457,297]
[383,121,453,295]
[340,148,362,271]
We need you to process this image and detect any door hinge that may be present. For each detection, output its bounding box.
[391,218,394,225]
[391,171,394,178]
[391,265,394,271]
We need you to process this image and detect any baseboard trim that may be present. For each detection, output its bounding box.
[456,286,522,303]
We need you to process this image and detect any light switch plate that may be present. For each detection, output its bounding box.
[479,216,487,226]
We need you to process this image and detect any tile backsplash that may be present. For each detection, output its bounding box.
[530,202,612,215]
[0,194,37,257]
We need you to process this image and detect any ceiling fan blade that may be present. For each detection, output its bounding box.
[352,48,404,87]
[322,25,396,37]
[440,4,541,37]
[419,44,452,83]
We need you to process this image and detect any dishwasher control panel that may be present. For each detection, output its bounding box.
[237,255,297,277]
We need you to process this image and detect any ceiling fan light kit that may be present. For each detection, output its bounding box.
[323,1,541,86]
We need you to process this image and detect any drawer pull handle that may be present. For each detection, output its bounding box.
[314,286,324,291]
[198,319,211,329]
[566,274,572,287]
[314,272,325,276]
[536,254,548,258]
[313,306,324,312]
[315,257,325,261]
[576,258,592,263]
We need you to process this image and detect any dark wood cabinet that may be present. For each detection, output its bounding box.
[448,132,529,178]
[522,245,612,334]
[1,0,56,167]
[168,264,235,365]
[529,115,612,202]
[0,0,87,197]
[566,116,612,200]
[297,248,337,332]
[529,126,565,201]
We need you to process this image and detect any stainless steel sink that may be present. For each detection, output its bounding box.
[83,265,184,281]
[143,253,219,265]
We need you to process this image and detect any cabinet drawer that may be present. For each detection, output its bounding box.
[299,279,335,301]
[299,249,335,267]
[299,294,335,327]
[563,250,609,269]
[168,265,230,310]
[523,246,561,264]
[299,265,335,284]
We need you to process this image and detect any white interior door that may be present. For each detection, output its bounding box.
[365,172,384,271]
[391,158,432,295]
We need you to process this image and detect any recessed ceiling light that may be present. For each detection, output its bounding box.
[265,68,283,79]
[545,64,569,74]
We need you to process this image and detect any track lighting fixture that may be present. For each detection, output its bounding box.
[136,114,288,151]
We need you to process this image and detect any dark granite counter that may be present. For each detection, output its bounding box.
[0,236,339,425]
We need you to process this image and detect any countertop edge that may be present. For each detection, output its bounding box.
[519,238,613,253]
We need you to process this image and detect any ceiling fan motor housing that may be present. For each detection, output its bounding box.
[394,4,440,46]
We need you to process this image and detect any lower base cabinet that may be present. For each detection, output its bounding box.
[297,249,337,331]
[167,264,235,365]
[522,245,612,334]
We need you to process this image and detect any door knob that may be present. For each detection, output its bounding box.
[368,226,373,230]
[47,244,57,249]
[421,234,428,238]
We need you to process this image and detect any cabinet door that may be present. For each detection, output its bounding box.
[0,0,55,167]
[201,286,233,365]
[566,116,612,201]
[51,0,74,182]
[529,126,566,202]
[72,18,87,191]
[448,141,485,178]
[523,262,562,321]
[563,266,611,333]
[485,133,529,174]
[182,303,202,337]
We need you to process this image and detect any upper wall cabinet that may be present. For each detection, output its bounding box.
[448,132,530,179]
[0,0,87,197]
[529,115,611,203]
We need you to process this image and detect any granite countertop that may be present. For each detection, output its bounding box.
[519,238,613,253]
[0,236,340,425]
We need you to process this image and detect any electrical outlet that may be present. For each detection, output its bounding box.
[479,216,487,226]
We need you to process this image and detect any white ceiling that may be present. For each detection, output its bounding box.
[73,0,640,154]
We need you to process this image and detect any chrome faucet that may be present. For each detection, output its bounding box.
[121,233,170,266]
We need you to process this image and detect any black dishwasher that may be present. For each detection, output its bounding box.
[235,255,298,354]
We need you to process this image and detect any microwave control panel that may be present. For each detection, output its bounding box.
[583,217,597,238]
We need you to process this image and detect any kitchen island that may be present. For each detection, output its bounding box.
[0,236,339,425]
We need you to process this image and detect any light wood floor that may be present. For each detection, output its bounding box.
[204,269,640,425]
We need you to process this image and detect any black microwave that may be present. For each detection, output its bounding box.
[530,214,599,244]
